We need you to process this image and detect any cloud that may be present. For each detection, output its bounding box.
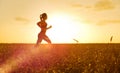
[94,0,115,11]
[47,0,56,1]
[81,20,93,24]
[15,17,30,22]
[71,4,83,8]
[71,3,92,9]
[97,20,120,25]
[85,6,92,9]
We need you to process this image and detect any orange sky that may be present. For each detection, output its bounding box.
[0,0,120,43]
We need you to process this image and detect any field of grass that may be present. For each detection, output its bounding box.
[0,44,120,73]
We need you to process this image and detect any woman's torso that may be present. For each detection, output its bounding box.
[39,21,47,34]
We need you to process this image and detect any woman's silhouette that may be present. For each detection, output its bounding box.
[36,13,52,46]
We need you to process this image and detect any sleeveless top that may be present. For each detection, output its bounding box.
[38,21,47,34]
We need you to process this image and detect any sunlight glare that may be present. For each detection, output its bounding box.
[47,13,80,43]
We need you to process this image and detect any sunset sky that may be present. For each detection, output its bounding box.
[0,0,120,43]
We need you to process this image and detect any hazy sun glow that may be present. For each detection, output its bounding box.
[46,13,89,43]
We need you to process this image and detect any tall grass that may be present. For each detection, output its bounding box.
[0,44,120,73]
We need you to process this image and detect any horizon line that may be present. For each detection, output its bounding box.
[0,43,120,45]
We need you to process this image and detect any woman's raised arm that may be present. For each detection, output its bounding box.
[37,22,41,27]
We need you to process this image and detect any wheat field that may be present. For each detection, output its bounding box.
[0,44,120,73]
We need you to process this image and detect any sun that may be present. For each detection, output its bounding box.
[46,13,81,43]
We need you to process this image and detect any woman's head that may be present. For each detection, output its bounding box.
[40,13,47,20]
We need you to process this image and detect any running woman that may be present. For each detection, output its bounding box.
[36,13,52,46]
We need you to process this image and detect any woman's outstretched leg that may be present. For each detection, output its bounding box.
[43,35,51,44]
